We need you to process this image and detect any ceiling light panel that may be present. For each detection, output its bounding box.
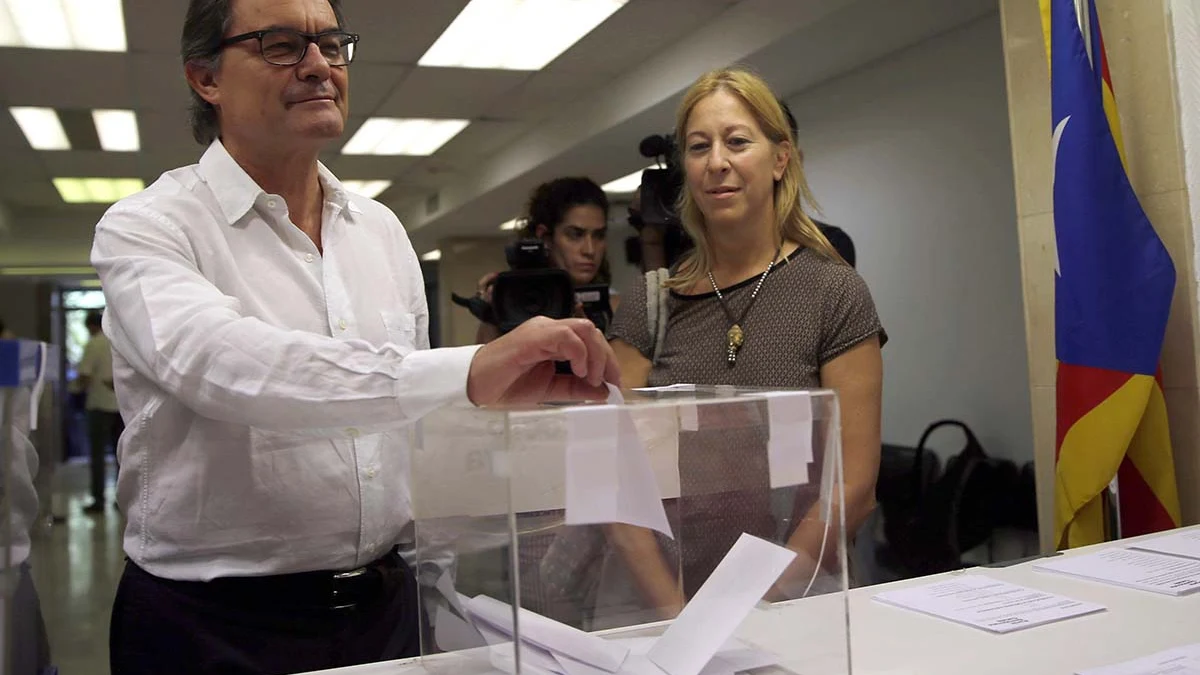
[92,109,139,151]
[9,107,70,150]
[601,165,655,194]
[341,180,393,199]
[419,0,629,71]
[342,118,470,156]
[0,0,127,51]
[53,177,144,204]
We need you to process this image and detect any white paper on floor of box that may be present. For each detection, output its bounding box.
[475,619,568,675]
[433,604,486,653]
[647,533,797,675]
[563,406,674,538]
[466,593,630,672]
[455,561,786,675]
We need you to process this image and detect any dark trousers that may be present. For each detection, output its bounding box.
[109,551,422,675]
[12,563,51,675]
[86,410,123,503]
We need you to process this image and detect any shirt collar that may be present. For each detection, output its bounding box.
[197,139,362,223]
[316,162,363,217]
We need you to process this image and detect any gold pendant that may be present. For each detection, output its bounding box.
[724,324,744,355]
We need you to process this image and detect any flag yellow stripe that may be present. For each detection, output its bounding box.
[1125,382,1183,525]
[1040,0,1053,76]
[1055,374,1154,548]
[1100,71,1130,175]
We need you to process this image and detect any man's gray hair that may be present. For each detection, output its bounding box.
[181,0,347,145]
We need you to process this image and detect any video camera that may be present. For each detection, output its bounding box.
[451,237,613,336]
[624,133,693,270]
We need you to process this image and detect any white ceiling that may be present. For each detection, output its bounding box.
[0,0,997,271]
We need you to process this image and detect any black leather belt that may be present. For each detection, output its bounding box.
[138,547,404,612]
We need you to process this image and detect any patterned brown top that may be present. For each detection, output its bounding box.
[610,246,886,387]
[607,246,886,598]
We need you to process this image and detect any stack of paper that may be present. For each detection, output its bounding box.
[872,575,1106,633]
[1076,643,1200,675]
[1034,548,1200,596]
[1128,529,1200,561]
[433,533,796,675]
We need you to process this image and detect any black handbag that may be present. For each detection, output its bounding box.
[879,420,1010,576]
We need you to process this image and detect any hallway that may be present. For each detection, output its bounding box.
[29,458,122,675]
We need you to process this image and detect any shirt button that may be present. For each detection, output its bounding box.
[366,467,377,479]
[338,319,348,331]
[346,428,360,438]
[266,199,277,209]
[304,253,315,263]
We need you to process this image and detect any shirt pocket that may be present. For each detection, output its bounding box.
[380,310,418,349]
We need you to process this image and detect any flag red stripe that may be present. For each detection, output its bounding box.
[1056,362,1133,456]
[1096,18,1114,90]
[1117,454,1177,537]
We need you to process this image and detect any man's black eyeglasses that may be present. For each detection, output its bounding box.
[218,29,359,67]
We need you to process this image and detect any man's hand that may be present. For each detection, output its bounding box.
[466,316,621,405]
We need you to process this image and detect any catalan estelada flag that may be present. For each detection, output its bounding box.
[1040,0,1181,549]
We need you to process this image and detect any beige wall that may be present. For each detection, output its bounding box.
[1000,0,1200,552]
[436,237,509,348]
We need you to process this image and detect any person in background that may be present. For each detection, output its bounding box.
[779,99,857,267]
[475,177,617,343]
[77,309,122,514]
[626,187,669,273]
[91,1,619,673]
[6,380,52,675]
[1,315,52,673]
[605,67,885,622]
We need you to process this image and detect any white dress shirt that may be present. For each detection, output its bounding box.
[91,141,480,581]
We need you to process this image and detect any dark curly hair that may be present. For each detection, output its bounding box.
[521,177,611,284]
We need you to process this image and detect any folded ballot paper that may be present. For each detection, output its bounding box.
[435,533,797,675]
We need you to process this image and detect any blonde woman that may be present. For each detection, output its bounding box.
[604,67,885,621]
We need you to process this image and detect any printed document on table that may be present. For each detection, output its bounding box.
[1076,643,1200,675]
[1128,529,1200,561]
[1034,549,1200,596]
[872,574,1105,633]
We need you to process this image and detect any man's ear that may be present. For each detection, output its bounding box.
[534,224,550,240]
[185,60,221,108]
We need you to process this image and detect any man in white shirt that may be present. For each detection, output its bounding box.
[76,310,122,514]
[91,1,620,673]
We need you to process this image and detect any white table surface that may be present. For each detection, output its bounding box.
[300,525,1200,675]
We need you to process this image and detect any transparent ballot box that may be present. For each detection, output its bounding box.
[0,339,56,675]
[410,386,851,675]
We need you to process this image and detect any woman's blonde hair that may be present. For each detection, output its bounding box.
[667,67,843,289]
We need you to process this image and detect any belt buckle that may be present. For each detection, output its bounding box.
[330,567,367,610]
